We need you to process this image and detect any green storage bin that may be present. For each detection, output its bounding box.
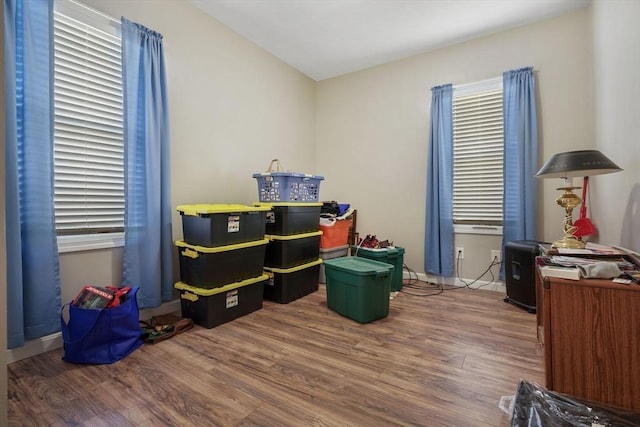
[323,257,393,323]
[351,246,404,291]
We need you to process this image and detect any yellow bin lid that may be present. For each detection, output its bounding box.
[263,258,323,274]
[177,204,271,216]
[265,230,322,241]
[175,238,269,257]
[174,274,269,297]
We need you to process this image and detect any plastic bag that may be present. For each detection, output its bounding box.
[510,380,640,426]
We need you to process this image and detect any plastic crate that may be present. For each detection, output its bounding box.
[264,231,322,269]
[255,202,321,235]
[323,257,393,323]
[253,172,324,202]
[263,259,322,304]
[351,246,405,291]
[177,204,270,247]
[176,239,268,288]
[320,219,351,249]
[319,244,349,283]
[175,274,267,329]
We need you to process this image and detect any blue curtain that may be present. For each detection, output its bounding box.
[501,67,538,278]
[121,17,173,307]
[424,84,454,276]
[5,0,62,349]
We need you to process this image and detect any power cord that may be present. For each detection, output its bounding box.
[399,263,444,297]
[449,252,502,290]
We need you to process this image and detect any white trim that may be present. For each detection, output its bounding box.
[54,0,120,36]
[6,299,181,364]
[403,271,506,293]
[453,76,502,96]
[57,232,124,253]
[454,224,503,236]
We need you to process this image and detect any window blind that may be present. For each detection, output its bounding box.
[452,82,503,225]
[53,9,124,234]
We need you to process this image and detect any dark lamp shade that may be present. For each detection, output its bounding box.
[536,150,622,179]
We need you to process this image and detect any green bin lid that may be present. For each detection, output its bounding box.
[323,256,394,275]
[177,204,271,216]
[351,246,404,256]
[174,274,269,296]
[265,230,322,241]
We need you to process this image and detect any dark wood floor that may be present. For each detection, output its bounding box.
[8,282,544,426]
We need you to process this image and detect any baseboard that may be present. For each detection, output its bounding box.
[403,271,506,293]
[6,299,181,364]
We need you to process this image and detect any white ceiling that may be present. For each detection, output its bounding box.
[189,0,590,81]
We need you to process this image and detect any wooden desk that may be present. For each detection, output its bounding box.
[536,267,640,410]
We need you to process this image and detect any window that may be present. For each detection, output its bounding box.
[452,78,503,232]
[53,0,124,239]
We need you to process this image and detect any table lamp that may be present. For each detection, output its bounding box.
[536,149,622,249]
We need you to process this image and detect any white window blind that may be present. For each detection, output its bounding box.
[452,78,503,226]
[53,3,124,235]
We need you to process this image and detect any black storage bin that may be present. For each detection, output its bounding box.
[263,259,322,304]
[504,240,547,313]
[177,204,269,247]
[255,202,321,236]
[175,275,267,329]
[264,231,322,269]
[175,239,268,289]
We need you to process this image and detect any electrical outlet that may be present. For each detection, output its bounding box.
[491,249,501,263]
[456,247,464,259]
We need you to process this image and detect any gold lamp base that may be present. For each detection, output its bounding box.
[551,186,585,250]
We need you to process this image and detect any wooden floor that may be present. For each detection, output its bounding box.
[8,282,544,426]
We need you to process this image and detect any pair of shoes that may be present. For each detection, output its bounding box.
[139,317,194,344]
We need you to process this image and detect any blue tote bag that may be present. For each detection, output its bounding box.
[61,286,143,364]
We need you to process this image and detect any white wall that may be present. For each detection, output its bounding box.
[316,9,594,279]
[54,0,317,300]
[591,0,640,252]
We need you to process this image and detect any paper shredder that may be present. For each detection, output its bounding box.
[504,240,546,313]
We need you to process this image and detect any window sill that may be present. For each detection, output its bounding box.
[57,232,124,253]
[454,224,503,236]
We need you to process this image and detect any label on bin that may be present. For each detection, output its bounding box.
[265,211,275,224]
[227,215,240,233]
[225,290,238,308]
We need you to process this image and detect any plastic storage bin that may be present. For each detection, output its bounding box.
[255,202,321,235]
[351,246,405,291]
[176,239,268,288]
[263,259,322,303]
[253,172,324,202]
[177,204,270,247]
[319,244,349,283]
[320,219,351,249]
[175,274,267,328]
[264,231,322,269]
[323,257,393,323]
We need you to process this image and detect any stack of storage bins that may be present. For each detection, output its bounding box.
[174,204,271,328]
[257,202,323,303]
[318,218,351,283]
